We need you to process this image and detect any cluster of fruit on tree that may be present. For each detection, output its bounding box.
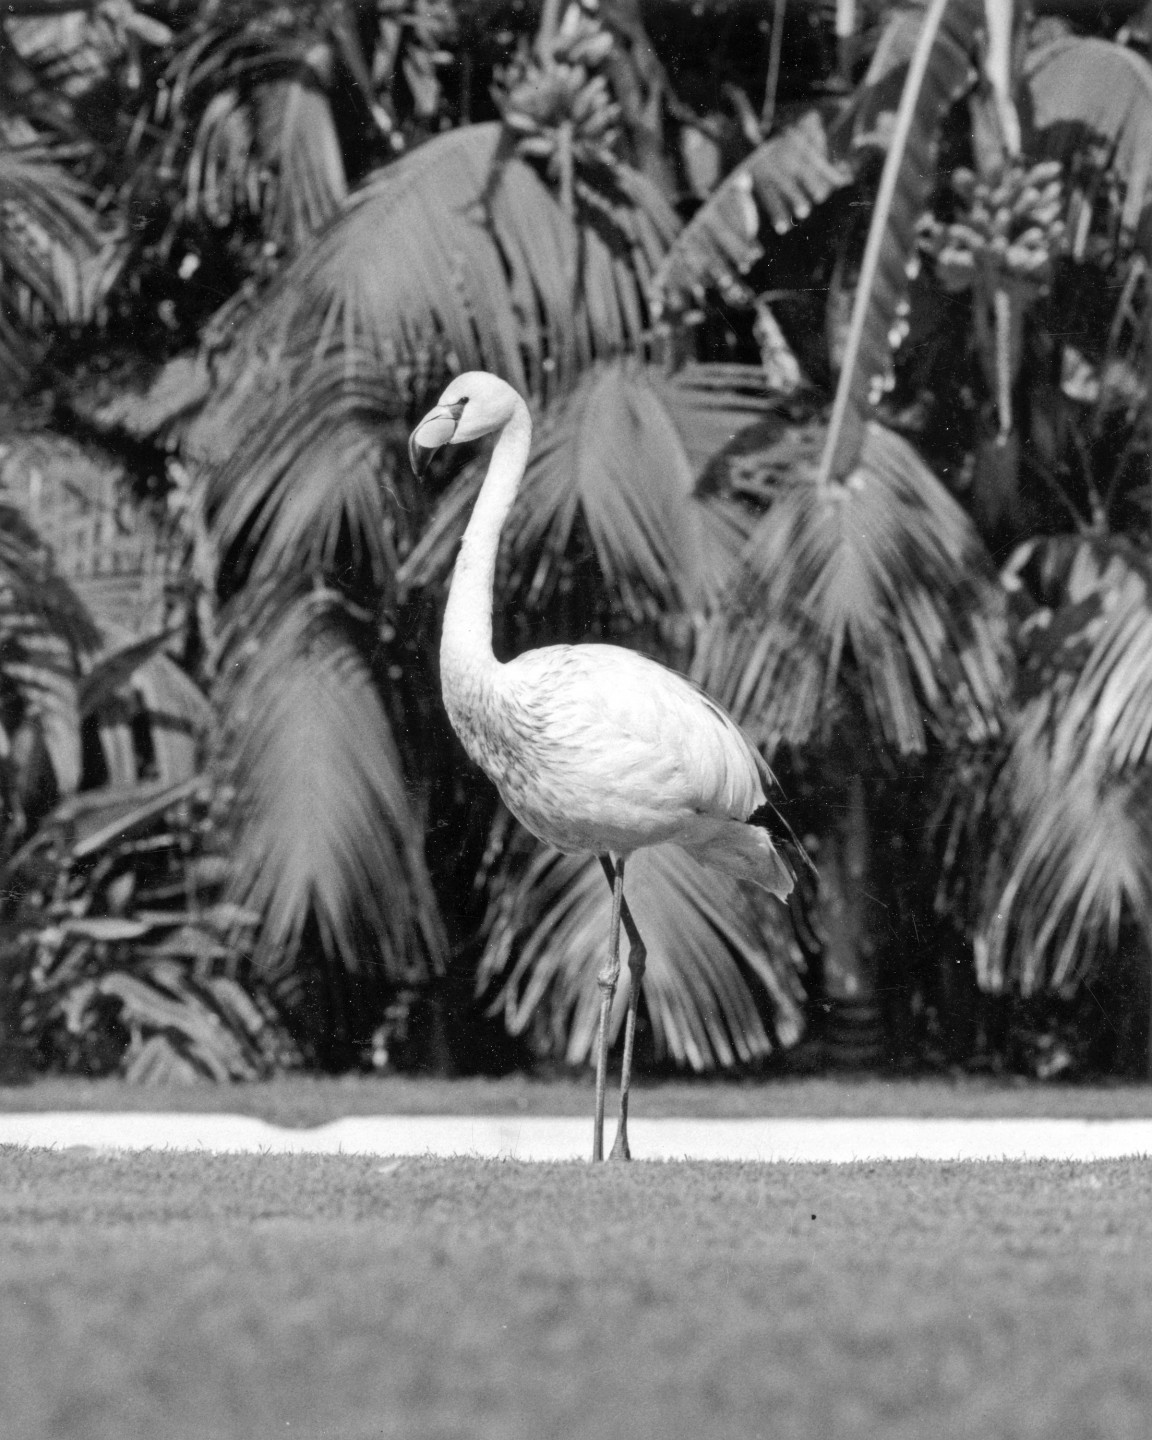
[918,159,1066,294]
[497,0,620,176]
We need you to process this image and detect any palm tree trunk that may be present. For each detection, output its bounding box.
[818,771,886,1066]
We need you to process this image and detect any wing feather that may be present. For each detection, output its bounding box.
[503,643,770,823]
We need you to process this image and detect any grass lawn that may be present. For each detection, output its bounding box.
[2,1149,1150,1440]
[2,1071,1152,1125]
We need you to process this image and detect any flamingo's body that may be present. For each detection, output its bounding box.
[410,371,796,1159]
[447,641,793,891]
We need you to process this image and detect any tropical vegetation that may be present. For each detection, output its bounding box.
[2,0,1152,1082]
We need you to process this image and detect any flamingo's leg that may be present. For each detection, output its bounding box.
[598,856,647,1162]
[592,854,625,1162]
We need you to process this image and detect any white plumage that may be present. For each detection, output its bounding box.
[410,371,795,1160]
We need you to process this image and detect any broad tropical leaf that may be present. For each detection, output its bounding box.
[78,631,178,719]
[478,840,804,1072]
[400,360,780,618]
[73,352,213,444]
[820,0,984,482]
[703,421,1007,753]
[69,959,298,1082]
[5,4,171,102]
[651,110,852,317]
[221,594,446,983]
[86,638,212,787]
[37,776,201,864]
[132,653,212,783]
[1024,36,1152,244]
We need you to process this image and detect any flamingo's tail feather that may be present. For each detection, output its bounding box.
[680,819,795,900]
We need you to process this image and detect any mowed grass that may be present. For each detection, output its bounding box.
[4,1071,1152,1124]
[2,1149,1151,1440]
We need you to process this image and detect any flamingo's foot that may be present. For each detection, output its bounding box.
[608,1125,631,1161]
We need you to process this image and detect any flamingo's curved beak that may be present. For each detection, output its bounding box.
[408,401,466,477]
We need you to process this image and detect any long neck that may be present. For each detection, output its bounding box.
[440,398,532,693]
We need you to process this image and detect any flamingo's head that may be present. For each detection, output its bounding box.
[408,371,521,477]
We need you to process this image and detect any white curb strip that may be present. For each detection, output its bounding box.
[1,1113,1152,1162]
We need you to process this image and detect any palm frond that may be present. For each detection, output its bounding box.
[185,76,347,250]
[478,840,804,1072]
[211,121,664,402]
[89,639,213,788]
[652,111,852,317]
[0,429,178,641]
[820,0,984,483]
[976,730,1152,995]
[188,122,679,591]
[941,535,1152,993]
[0,429,204,792]
[702,421,1007,754]
[0,138,119,391]
[1008,536,1152,776]
[183,86,260,229]
[221,593,446,984]
[1024,36,1152,241]
[0,499,100,656]
[258,78,346,249]
[132,654,212,784]
[192,347,408,588]
[400,360,780,617]
[0,499,99,799]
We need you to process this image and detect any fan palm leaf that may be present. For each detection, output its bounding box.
[158,0,420,253]
[976,731,1152,995]
[221,592,446,984]
[183,75,347,251]
[189,123,677,591]
[478,841,804,1072]
[702,421,1007,753]
[400,360,778,619]
[945,536,1152,993]
[1010,536,1152,775]
[208,121,670,405]
[191,347,408,589]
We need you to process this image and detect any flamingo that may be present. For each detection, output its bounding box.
[409,371,797,1161]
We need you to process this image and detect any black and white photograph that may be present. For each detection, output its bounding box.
[2,0,1151,1436]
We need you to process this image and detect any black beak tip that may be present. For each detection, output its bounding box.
[408,433,433,478]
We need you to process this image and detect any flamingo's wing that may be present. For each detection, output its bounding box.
[504,643,770,823]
